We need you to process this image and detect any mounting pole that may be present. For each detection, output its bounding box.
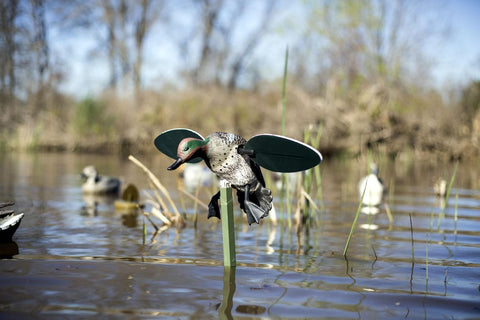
[220,180,236,267]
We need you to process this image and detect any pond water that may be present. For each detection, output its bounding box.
[0,152,479,319]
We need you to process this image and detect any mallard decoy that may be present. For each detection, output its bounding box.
[81,166,121,195]
[154,129,323,225]
[358,163,384,207]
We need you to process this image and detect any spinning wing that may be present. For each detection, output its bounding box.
[244,134,322,173]
[154,128,204,163]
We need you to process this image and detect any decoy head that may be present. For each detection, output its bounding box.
[369,163,379,175]
[168,137,209,170]
[81,165,98,179]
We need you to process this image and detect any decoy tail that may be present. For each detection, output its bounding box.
[207,191,221,220]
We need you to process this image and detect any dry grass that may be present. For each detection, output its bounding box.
[2,83,478,160]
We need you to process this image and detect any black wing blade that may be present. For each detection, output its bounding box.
[244,134,322,173]
[154,128,204,163]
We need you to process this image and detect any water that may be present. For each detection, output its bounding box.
[1,153,479,319]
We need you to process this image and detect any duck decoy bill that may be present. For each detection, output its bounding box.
[168,157,184,171]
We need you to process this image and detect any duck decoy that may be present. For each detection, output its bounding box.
[179,163,217,192]
[114,184,141,212]
[434,178,447,198]
[0,202,24,243]
[358,163,384,207]
[81,165,121,195]
[154,128,322,225]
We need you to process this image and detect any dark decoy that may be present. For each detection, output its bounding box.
[0,202,24,243]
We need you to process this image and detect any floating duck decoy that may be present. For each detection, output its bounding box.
[179,163,217,192]
[154,128,322,225]
[114,184,141,212]
[0,202,24,243]
[81,165,121,195]
[434,178,447,198]
[358,163,384,207]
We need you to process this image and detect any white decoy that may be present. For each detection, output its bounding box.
[179,163,217,192]
[434,178,447,198]
[358,163,384,207]
[81,166,121,195]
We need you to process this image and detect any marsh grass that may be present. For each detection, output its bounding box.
[281,46,288,137]
[426,233,429,282]
[129,155,184,240]
[280,46,293,229]
[409,213,414,264]
[276,45,324,232]
[454,193,458,241]
[302,125,324,226]
[343,182,366,257]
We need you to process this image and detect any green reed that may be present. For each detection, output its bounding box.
[279,46,291,228]
[343,182,366,257]
[143,217,147,245]
[281,46,288,137]
[454,193,458,240]
[409,214,414,265]
[302,125,324,227]
[426,233,429,282]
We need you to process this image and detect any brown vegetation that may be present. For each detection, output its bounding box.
[4,82,479,161]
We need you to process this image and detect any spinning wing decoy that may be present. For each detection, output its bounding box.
[154,129,322,225]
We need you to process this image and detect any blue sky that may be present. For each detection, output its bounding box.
[54,0,480,97]
[432,0,480,87]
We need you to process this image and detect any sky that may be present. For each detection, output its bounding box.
[432,0,480,88]
[52,0,480,98]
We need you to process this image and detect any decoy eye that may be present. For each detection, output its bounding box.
[183,146,190,152]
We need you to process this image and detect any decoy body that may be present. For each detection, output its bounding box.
[169,132,273,224]
[358,163,384,207]
[155,129,323,225]
[81,166,121,195]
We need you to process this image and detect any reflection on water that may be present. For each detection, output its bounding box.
[219,267,236,319]
[0,241,19,258]
[0,153,480,318]
[81,193,117,216]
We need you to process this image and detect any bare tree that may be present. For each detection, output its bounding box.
[52,0,163,96]
[181,0,276,90]
[290,0,449,95]
[133,0,164,100]
[191,0,224,85]
[0,0,19,102]
[29,0,49,115]
[226,0,275,90]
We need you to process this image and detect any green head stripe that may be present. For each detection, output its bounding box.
[182,138,209,153]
